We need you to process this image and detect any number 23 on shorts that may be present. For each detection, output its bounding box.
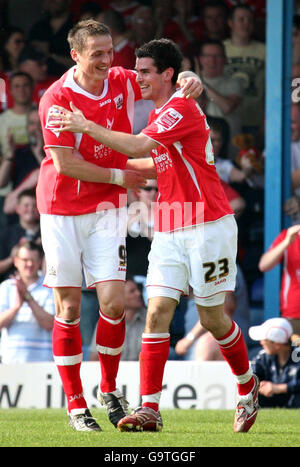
[202,258,229,283]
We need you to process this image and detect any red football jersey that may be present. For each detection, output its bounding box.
[142,90,233,232]
[37,66,141,215]
[270,230,300,319]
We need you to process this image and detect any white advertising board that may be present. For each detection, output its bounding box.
[0,361,237,409]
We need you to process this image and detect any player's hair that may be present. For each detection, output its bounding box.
[67,19,111,52]
[136,38,183,85]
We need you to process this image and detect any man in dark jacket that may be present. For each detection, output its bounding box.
[249,317,300,408]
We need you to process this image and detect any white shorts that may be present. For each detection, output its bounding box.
[40,208,127,288]
[146,215,237,307]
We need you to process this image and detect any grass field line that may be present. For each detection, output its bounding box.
[0,408,299,448]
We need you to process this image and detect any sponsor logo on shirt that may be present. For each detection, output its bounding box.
[93,118,114,158]
[155,108,183,133]
[114,93,123,109]
[152,148,173,173]
[94,143,112,159]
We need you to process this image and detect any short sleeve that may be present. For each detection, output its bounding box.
[142,98,198,147]
[39,90,75,149]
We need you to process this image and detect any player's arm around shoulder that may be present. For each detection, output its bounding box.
[177,71,203,100]
[50,102,158,159]
[85,123,157,159]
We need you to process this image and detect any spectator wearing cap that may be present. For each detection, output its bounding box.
[249,318,300,408]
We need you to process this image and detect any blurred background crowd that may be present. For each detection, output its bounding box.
[0,0,300,376]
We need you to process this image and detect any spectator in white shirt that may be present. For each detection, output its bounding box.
[0,240,55,363]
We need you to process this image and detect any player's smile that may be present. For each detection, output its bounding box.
[95,65,110,76]
[139,83,151,95]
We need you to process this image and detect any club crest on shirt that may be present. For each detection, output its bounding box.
[155,108,183,133]
[114,93,123,109]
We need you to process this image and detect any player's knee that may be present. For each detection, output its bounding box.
[199,310,231,337]
[199,310,225,335]
[56,302,81,320]
[101,297,124,318]
[199,314,215,333]
[145,303,173,333]
[197,301,227,335]
[54,289,81,320]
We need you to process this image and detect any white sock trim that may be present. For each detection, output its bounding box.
[142,392,162,404]
[142,333,170,339]
[55,316,80,326]
[53,353,83,366]
[217,321,239,346]
[99,310,125,325]
[69,408,87,416]
[236,368,253,385]
[96,344,123,355]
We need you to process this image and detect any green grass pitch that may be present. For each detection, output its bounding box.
[0,408,299,448]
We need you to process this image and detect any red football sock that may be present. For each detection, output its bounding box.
[96,310,125,393]
[140,333,170,412]
[52,317,87,412]
[216,321,254,396]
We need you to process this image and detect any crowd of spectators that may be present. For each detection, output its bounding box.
[0,1,299,405]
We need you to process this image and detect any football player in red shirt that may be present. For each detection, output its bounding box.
[37,20,202,432]
[53,37,259,434]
